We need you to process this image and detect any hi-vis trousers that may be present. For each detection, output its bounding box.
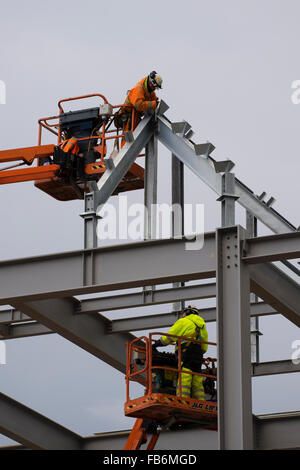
[176,365,205,400]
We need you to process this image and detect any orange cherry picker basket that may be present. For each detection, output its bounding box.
[0,94,144,200]
[124,332,218,450]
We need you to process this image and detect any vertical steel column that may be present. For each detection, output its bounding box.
[143,134,158,297]
[80,191,100,249]
[172,154,185,314]
[144,135,158,240]
[246,211,261,363]
[216,225,253,449]
[218,172,238,227]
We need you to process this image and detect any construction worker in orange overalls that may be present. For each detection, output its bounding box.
[119,71,163,147]
[60,137,80,155]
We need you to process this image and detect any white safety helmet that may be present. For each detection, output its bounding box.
[182,305,199,316]
[149,71,163,89]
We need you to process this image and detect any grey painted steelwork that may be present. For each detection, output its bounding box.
[11,298,135,373]
[216,226,253,449]
[253,360,300,376]
[0,231,297,305]
[0,302,276,340]
[0,234,217,304]
[1,105,300,451]
[157,114,297,234]
[78,282,217,314]
[95,115,153,208]
[80,191,100,250]
[1,390,299,450]
[250,262,300,327]
[0,392,81,450]
[255,412,300,450]
[243,231,300,263]
[172,152,185,314]
[0,321,51,339]
[144,134,158,240]
[246,211,260,363]
[218,171,238,227]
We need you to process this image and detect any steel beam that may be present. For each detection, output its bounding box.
[216,226,253,449]
[144,133,158,240]
[0,302,276,340]
[108,302,275,334]
[0,322,51,339]
[250,262,300,327]
[11,298,135,373]
[246,211,260,363]
[0,392,81,450]
[172,152,185,314]
[253,360,300,376]
[243,231,300,263]
[78,283,216,314]
[80,191,100,249]
[0,234,216,304]
[0,308,30,324]
[2,411,300,450]
[255,412,300,450]
[157,115,297,234]
[95,115,153,207]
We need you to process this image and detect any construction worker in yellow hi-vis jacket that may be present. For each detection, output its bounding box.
[152,306,208,400]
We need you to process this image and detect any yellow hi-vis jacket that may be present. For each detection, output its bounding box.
[160,314,208,353]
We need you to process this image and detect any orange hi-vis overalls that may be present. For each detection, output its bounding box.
[60,137,79,155]
[121,76,158,147]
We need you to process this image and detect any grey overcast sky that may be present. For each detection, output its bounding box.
[0,0,299,447]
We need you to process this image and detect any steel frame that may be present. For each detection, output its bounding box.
[0,102,299,450]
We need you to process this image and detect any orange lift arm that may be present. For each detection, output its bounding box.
[124,418,160,450]
[0,144,55,164]
[0,144,57,185]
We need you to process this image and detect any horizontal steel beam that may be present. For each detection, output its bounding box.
[0,302,275,340]
[108,302,275,334]
[0,322,51,339]
[255,412,300,450]
[78,283,216,314]
[0,392,81,450]
[244,232,300,264]
[2,409,299,450]
[0,309,29,324]
[253,360,300,376]
[0,234,216,305]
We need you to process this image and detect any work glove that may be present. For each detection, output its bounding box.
[152,339,163,351]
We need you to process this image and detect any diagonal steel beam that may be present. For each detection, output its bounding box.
[157,114,297,234]
[95,115,154,208]
[11,298,135,373]
[250,263,300,327]
[0,392,81,450]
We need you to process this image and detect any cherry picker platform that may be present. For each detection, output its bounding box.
[0,94,144,201]
[124,332,217,450]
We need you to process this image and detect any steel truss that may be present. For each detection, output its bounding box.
[0,103,299,450]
